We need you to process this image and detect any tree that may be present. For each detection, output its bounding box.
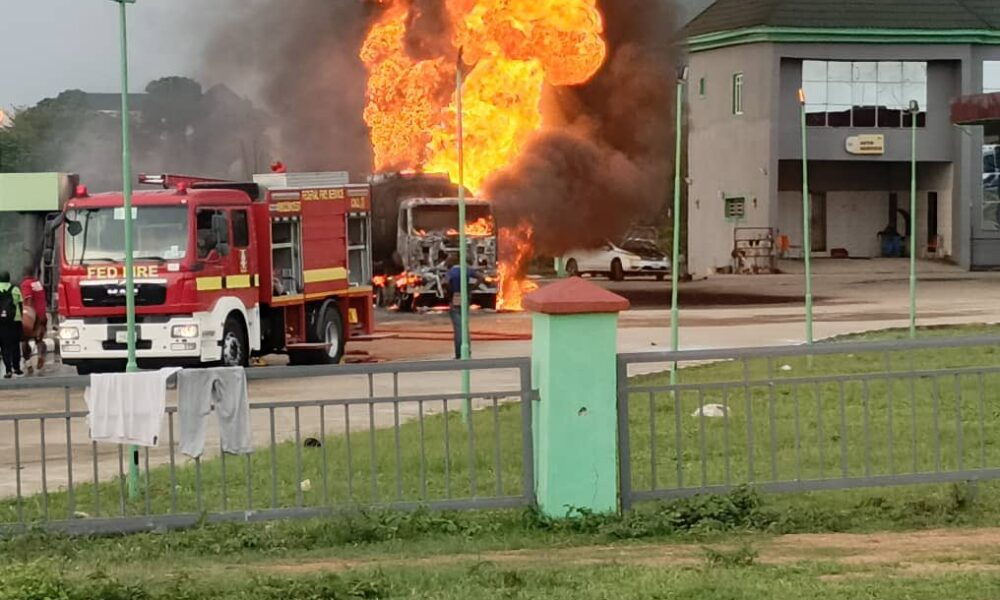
[0,90,107,174]
[0,78,273,186]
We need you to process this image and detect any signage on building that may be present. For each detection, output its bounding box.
[845,134,886,156]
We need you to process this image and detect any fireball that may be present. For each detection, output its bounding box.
[361,0,607,310]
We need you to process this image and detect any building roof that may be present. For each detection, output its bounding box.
[686,0,1000,38]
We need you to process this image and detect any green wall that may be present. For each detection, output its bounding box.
[0,173,67,212]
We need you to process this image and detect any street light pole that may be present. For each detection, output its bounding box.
[908,100,920,339]
[669,67,688,387]
[457,49,472,421]
[798,89,814,348]
[112,0,139,499]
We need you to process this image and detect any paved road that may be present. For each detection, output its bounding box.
[4,259,1000,504]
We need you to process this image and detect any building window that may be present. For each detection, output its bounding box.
[985,145,1000,231]
[699,77,706,97]
[732,73,744,115]
[802,60,927,128]
[725,197,746,221]
[985,61,1000,94]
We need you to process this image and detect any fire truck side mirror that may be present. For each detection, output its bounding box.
[66,220,83,237]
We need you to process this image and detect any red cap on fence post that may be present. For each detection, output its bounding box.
[523,277,630,315]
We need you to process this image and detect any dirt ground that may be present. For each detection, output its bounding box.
[263,527,1000,578]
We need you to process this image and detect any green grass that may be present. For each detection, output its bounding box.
[3,484,1000,598]
[2,400,526,523]
[627,325,1000,494]
[6,553,1000,600]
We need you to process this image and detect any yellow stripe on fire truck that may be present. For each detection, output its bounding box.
[196,275,260,292]
[227,275,252,289]
[303,267,348,284]
[196,277,223,292]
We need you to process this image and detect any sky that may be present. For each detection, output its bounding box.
[0,0,714,114]
[0,0,244,111]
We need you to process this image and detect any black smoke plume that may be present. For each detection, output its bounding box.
[487,0,679,257]
[204,0,678,256]
[404,0,455,60]
[203,0,384,176]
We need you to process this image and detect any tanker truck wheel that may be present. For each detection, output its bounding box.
[397,293,416,313]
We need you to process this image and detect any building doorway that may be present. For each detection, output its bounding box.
[927,191,939,253]
[810,193,827,252]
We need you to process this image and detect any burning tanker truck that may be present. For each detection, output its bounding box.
[370,172,498,311]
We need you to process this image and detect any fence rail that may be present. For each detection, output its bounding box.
[0,357,534,535]
[618,335,1000,509]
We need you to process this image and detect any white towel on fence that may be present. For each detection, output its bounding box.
[84,368,180,447]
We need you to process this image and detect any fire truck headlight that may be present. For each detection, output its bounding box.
[171,324,200,339]
[59,327,80,341]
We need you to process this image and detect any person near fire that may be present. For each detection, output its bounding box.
[446,254,480,360]
[20,268,48,374]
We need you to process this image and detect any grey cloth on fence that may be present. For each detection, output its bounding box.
[177,367,252,458]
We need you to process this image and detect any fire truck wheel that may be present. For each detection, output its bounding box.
[75,363,94,376]
[221,315,250,368]
[290,307,344,366]
[610,259,625,282]
[318,307,345,364]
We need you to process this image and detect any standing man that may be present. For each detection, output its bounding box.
[446,254,478,360]
[20,269,48,375]
[0,271,24,379]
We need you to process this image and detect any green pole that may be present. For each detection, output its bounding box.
[909,102,918,339]
[115,0,139,500]
[799,90,814,347]
[669,75,685,386]
[555,257,565,278]
[457,50,471,421]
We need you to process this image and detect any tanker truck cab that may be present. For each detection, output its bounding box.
[58,173,375,375]
[58,185,262,374]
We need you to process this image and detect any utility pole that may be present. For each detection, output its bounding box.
[670,66,688,386]
[456,49,472,421]
[111,0,140,500]
[908,100,920,339]
[798,88,814,348]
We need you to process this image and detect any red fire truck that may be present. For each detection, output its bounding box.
[56,171,374,374]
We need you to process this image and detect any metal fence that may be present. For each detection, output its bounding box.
[618,335,1000,509]
[0,357,534,535]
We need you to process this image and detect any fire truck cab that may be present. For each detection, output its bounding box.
[57,172,374,374]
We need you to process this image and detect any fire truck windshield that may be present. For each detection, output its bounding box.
[64,206,190,265]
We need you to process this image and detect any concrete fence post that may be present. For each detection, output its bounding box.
[523,277,630,518]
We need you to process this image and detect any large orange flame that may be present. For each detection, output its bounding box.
[361,0,607,310]
[497,224,539,312]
